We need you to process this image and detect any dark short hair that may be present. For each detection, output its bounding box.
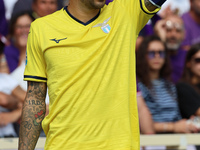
[9,11,35,37]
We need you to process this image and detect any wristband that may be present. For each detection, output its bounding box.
[148,0,166,7]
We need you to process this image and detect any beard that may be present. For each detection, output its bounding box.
[166,38,182,51]
[82,0,105,9]
[166,42,180,51]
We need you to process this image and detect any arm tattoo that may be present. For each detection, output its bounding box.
[144,0,157,11]
[18,81,47,150]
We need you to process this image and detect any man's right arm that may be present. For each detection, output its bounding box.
[18,81,47,150]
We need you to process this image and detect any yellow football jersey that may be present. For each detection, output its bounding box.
[24,0,159,149]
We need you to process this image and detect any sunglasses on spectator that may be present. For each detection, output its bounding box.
[193,58,200,64]
[15,24,30,30]
[148,50,166,59]
[165,20,184,31]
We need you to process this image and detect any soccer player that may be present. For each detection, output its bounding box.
[18,0,167,149]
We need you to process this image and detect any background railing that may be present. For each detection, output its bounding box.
[1,134,200,150]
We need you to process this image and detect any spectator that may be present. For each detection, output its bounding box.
[32,0,58,19]
[136,35,199,133]
[12,0,63,18]
[154,14,187,83]
[182,0,200,50]
[176,43,200,119]
[4,11,34,73]
[0,36,26,137]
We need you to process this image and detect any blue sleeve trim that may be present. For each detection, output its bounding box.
[24,75,47,81]
[139,0,157,15]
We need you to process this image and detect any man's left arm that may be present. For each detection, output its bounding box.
[144,0,166,11]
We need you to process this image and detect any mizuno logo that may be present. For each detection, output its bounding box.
[50,37,67,43]
[92,17,111,34]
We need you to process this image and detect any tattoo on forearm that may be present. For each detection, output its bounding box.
[18,82,47,150]
[144,0,157,11]
[29,100,44,105]
[33,110,45,126]
[24,121,32,130]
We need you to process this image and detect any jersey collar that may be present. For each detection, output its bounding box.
[64,6,101,26]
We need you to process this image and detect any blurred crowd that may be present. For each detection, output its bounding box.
[0,0,200,147]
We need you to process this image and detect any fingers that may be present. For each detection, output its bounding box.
[155,20,166,31]
[154,19,167,41]
[186,123,199,133]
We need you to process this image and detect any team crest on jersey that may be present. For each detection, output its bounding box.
[101,24,111,34]
[93,17,111,34]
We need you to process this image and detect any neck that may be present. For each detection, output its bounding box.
[16,44,26,53]
[149,70,160,80]
[67,1,100,23]
[189,10,200,24]
[191,75,200,85]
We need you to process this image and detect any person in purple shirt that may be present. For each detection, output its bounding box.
[0,0,8,36]
[154,14,187,83]
[4,11,34,73]
[182,0,200,51]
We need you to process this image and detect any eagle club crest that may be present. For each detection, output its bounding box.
[93,17,111,34]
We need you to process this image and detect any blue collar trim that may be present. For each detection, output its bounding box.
[64,6,101,26]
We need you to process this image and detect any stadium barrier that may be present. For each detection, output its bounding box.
[0,134,200,150]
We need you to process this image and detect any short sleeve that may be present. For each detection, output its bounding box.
[116,0,160,34]
[24,23,47,82]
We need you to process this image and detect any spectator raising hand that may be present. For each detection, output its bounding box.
[154,14,186,83]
